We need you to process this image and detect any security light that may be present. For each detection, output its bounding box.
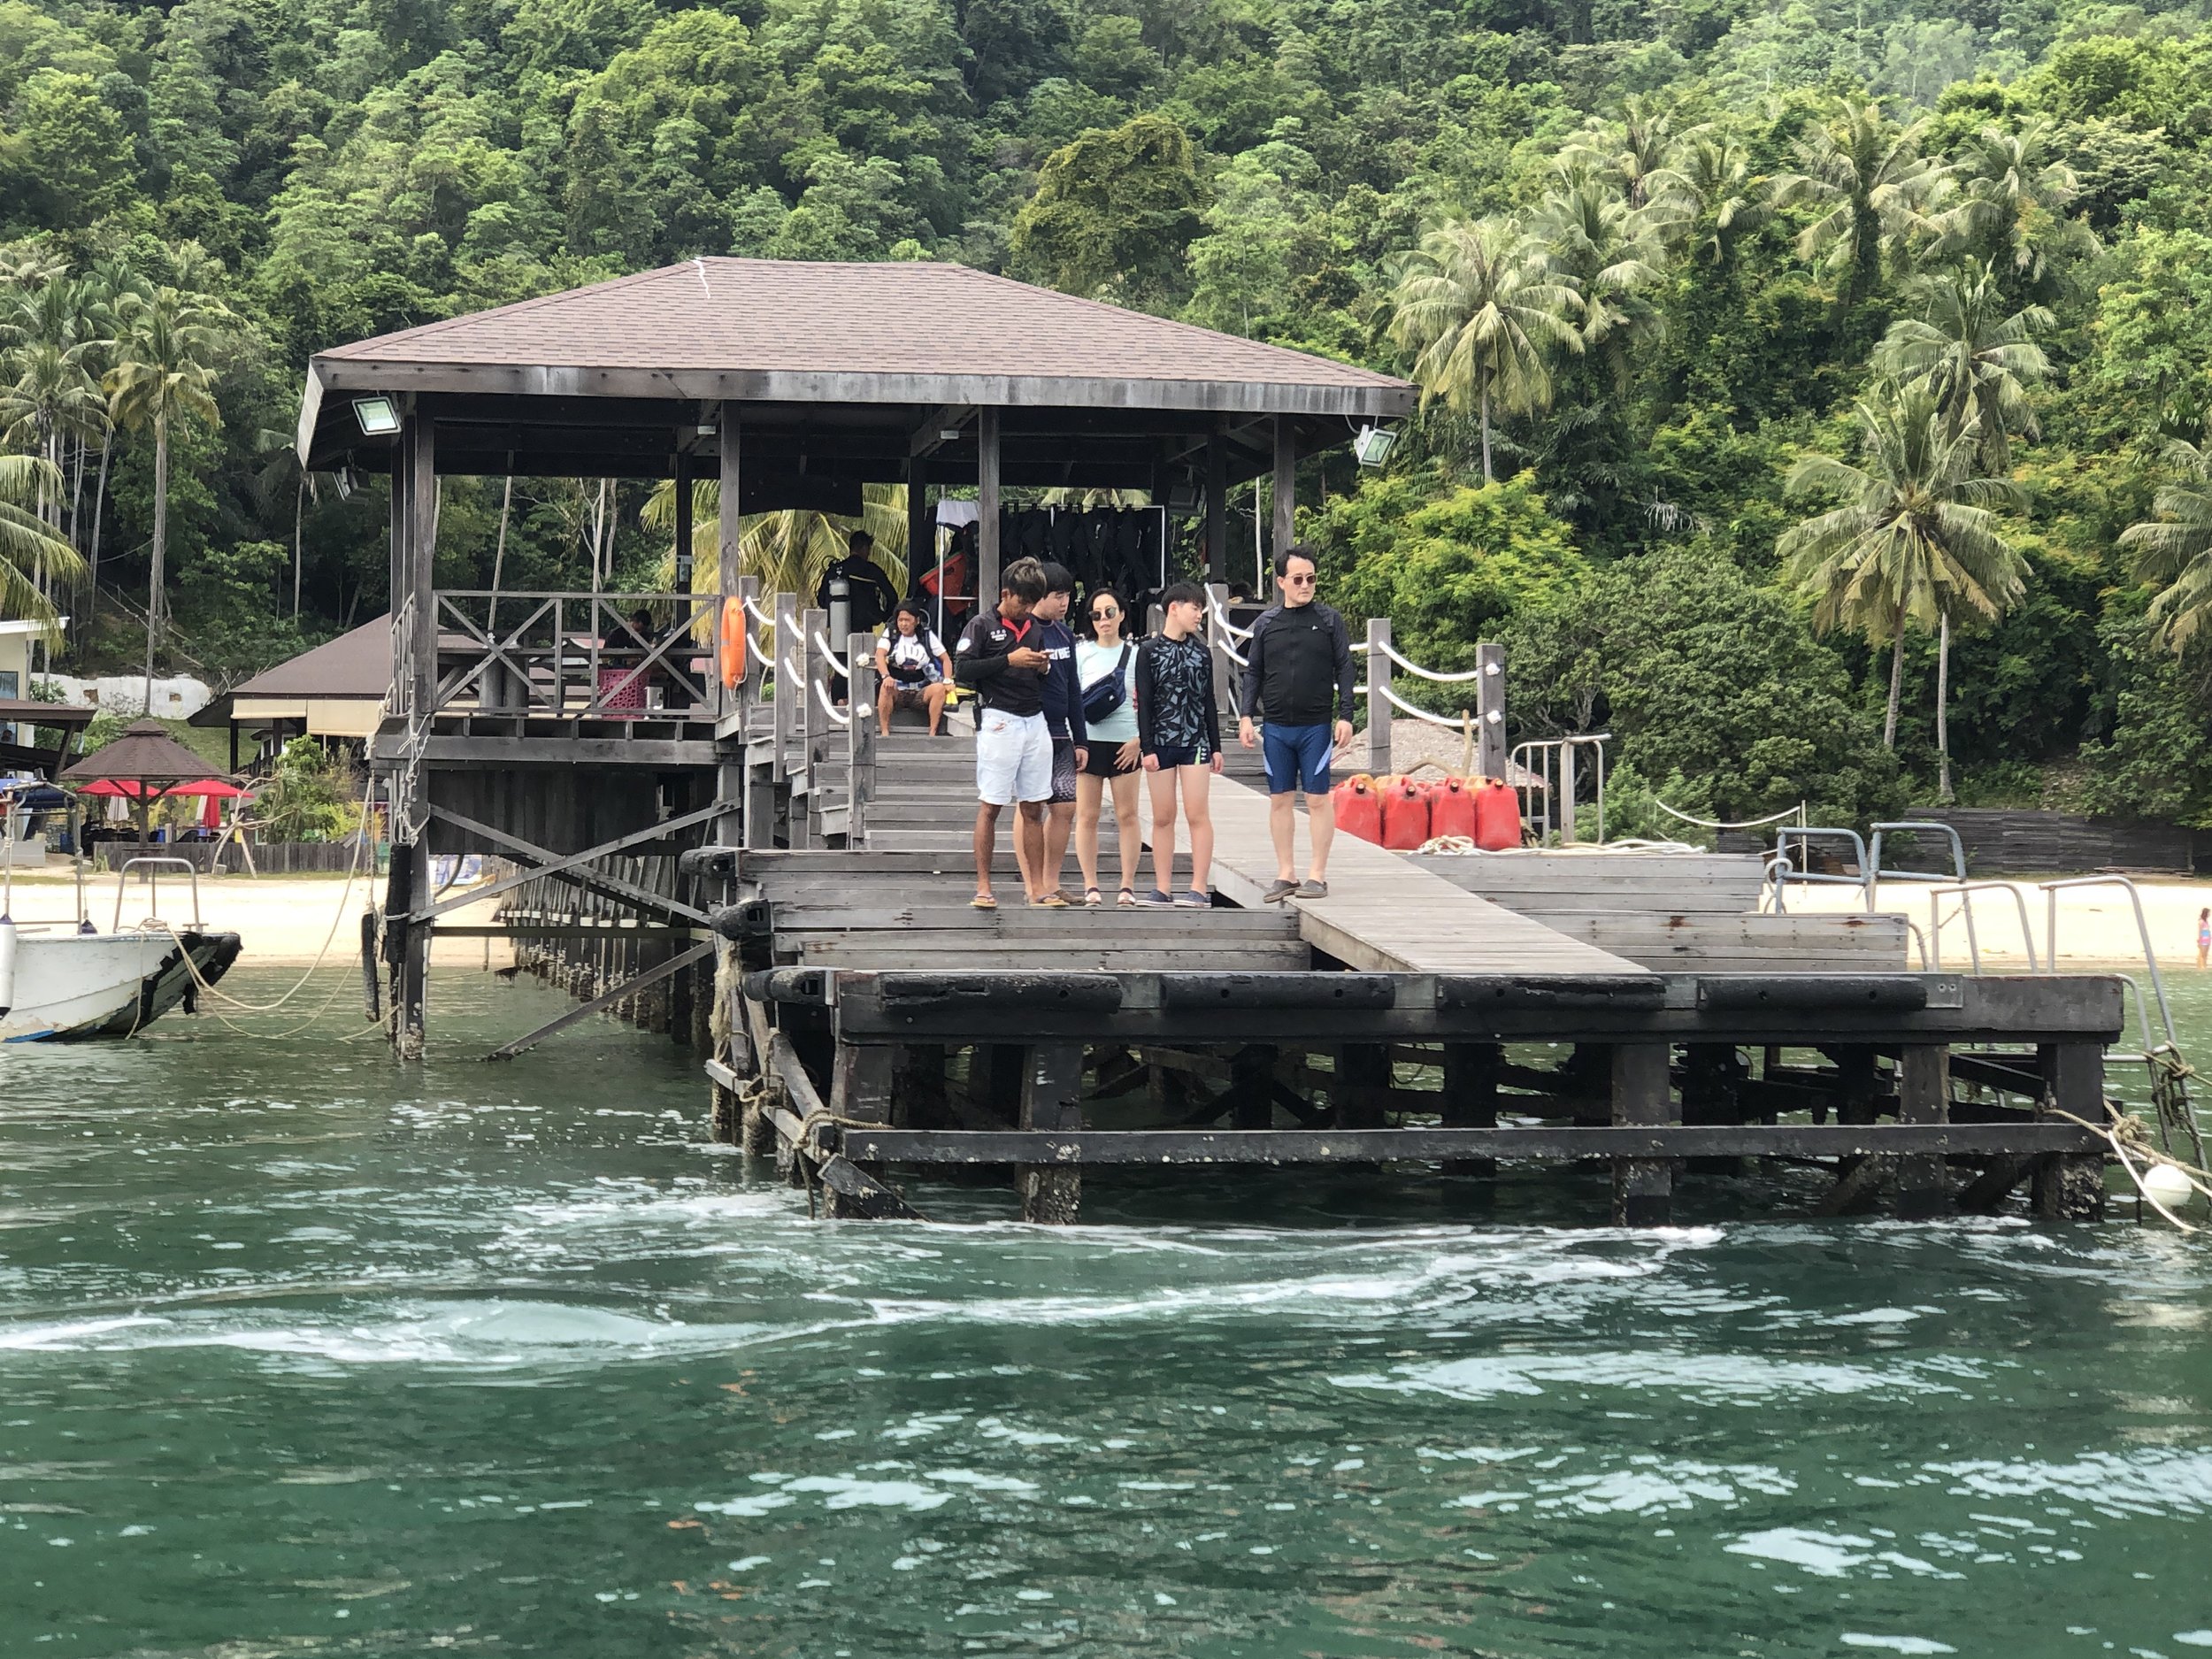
[1352,425,1399,468]
[353,396,401,436]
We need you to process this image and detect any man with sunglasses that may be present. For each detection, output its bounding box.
[1238,546,1356,901]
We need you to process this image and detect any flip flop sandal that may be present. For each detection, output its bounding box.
[971,892,998,909]
[1117,888,1137,907]
[1084,887,1103,907]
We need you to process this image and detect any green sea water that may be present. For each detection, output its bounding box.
[5,964,2212,1657]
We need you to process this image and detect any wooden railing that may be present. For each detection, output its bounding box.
[410,590,727,723]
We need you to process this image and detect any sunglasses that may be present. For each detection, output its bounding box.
[1285,573,1317,587]
[1092,605,1119,618]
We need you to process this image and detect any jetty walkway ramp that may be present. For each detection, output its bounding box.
[1195,773,1645,977]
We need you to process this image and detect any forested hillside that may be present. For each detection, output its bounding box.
[7,0,2212,826]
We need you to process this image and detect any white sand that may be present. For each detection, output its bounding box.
[1790,875,2212,973]
[4,863,516,967]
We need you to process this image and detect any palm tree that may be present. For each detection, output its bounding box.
[1559,96,1682,210]
[0,455,88,638]
[1658,130,1770,268]
[1532,175,1671,396]
[76,257,149,616]
[641,480,910,616]
[104,285,234,708]
[1771,96,1947,309]
[1388,217,1584,481]
[1944,119,2089,295]
[2119,432,2212,651]
[1779,389,2027,776]
[1873,263,2053,474]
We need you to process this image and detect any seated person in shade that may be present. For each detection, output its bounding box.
[874,599,954,737]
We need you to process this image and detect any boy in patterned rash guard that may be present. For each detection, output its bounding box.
[1134,582,1223,907]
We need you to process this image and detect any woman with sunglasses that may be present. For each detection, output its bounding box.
[1073,587,1144,907]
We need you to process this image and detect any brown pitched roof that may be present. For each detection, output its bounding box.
[320,259,1405,394]
[59,720,228,785]
[229,616,390,701]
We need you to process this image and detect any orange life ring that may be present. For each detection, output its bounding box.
[719,596,747,688]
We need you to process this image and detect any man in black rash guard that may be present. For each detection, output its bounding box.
[953,557,1052,908]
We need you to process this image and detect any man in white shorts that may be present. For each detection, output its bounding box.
[954,557,1055,908]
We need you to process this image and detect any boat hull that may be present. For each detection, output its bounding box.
[0,930,243,1041]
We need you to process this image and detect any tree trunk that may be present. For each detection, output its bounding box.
[1479,379,1494,484]
[1882,604,1905,749]
[88,440,110,622]
[143,416,168,716]
[293,471,306,618]
[1936,611,1953,803]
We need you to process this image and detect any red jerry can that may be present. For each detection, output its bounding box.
[1427,775,1478,839]
[1380,775,1432,850]
[1333,774,1382,845]
[1472,779,1521,850]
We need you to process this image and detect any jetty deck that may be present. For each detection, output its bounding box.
[306,255,2128,1229]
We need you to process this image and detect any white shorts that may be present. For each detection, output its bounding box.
[975,710,1053,806]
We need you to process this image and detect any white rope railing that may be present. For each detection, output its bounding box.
[811,676,849,726]
[1368,680,1476,730]
[1656,801,1803,830]
[1206,591,1253,640]
[812,629,849,679]
[743,594,774,626]
[1369,637,1482,683]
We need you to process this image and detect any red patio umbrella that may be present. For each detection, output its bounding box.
[60,719,242,849]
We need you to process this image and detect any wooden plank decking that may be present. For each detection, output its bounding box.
[1191,775,1648,978]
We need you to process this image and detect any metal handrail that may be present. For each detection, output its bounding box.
[2042,875,2173,1041]
[111,856,202,933]
[1926,881,2041,973]
[1512,734,1610,844]
[1868,821,1969,889]
[1774,826,1872,907]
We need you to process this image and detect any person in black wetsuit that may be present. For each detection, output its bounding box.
[816,531,901,639]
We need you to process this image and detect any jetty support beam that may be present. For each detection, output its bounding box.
[1612,1042,1673,1225]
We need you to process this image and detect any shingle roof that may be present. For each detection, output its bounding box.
[230,616,389,701]
[318,258,1406,396]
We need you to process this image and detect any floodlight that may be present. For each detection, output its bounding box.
[1352,424,1399,467]
[352,396,401,436]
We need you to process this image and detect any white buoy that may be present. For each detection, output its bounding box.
[2140,1163,2198,1210]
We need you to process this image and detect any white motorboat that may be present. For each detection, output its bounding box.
[0,918,242,1041]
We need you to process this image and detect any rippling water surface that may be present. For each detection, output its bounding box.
[6,965,2212,1656]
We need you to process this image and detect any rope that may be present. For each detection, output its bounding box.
[1368,637,1482,683]
[2148,1044,2208,1167]
[810,678,850,726]
[1205,592,1252,641]
[1657,801,1803,830]
[2051,1103,2212,1230]
[1370,680,1473,729]
[812,630,849,678]
[743,595,773,626]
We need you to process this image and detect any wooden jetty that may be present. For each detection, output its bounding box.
[297,257,2122,1226]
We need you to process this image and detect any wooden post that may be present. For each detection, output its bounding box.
[826,1042,896,1219]
[1336,1043,1389,1130]
[1018,1041,1084,1224]
[1476,642,1506,780]
[1442,1043,1500,1179]
[673,451,694,595]
[797,604,829,849]
[1229,1043,1276,1131]
[977,407,1002,606]
[1205,580,1237,725]
[1611,1043,1672,1225]
[1559,741,1578,845]
[1205,427,1228,584]
[2034,1041,2106,1219]
[1364,617,1392,775]
[772,592,799,784]
[847,628,876,847]
[393,406,436,1061]
[1271,416,1295,566]
[1895,1045,1951,1218]
[906,454,930,579]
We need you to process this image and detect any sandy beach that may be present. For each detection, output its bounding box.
[12,856,2210,975]
[4,863,518,967]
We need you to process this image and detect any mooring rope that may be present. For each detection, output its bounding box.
[2049,1102,2212,1231]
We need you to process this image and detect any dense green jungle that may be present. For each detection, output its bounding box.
[9,0,2212,828]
